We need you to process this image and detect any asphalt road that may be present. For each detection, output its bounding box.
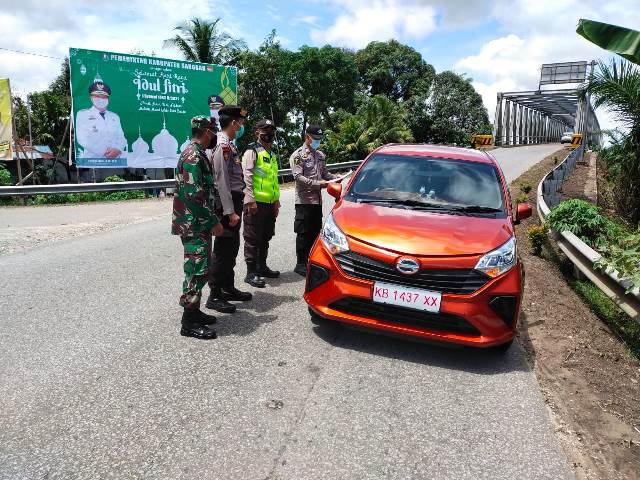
[0,144,573,479]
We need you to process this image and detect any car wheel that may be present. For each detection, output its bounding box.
[492,339,514,353]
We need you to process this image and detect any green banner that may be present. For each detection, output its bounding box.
[69,48,237,168]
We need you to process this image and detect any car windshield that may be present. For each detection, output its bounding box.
[346,153,506,214]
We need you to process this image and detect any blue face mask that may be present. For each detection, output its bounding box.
[236,124,245,139]
[310,139,321,150]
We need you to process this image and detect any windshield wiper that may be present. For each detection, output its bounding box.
[448,205,502,213]
[357,198,445,208]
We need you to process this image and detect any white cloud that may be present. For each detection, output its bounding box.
[310,0,437,49]
[0,0,238,95]
[455,0,640,132]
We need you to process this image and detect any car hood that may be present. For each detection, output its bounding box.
[333,200,514,256]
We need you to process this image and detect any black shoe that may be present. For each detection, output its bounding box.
[182,308,217,326]
[294,263,307,277]
[258,265,280,278]
[180,323,217,339]
[205,295,237,313]
[221,286,252,302]
[244,273,266,288]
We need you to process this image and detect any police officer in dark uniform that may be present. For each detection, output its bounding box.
[290,124,337,276]
[242,119,281,287]
[206,105,252,313]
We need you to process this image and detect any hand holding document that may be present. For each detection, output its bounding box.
[330,170,353,183]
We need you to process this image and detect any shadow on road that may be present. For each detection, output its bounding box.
[215,311,279,337]
[265,271,305,286]
[311,321,531,375]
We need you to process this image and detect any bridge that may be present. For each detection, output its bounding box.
[0,144,575,479]
[493,61,601,148]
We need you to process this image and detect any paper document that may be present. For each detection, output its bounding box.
[330,170,353,183]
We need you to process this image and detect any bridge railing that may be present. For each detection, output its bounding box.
[0,160,364,197]
[537,147,640,322]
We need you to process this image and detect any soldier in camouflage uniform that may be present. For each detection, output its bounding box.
[172,116,224,340]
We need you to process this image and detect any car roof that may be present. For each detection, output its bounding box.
[372,143,496,165]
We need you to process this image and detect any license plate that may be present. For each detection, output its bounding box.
[372,282,442,313]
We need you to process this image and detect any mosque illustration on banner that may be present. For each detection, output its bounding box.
[124,115,186,168]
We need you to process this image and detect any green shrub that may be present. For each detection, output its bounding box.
[595,231,640,292]
[103,175,125,183]
[527,224,548,256]
[515,193,529,204]
[103,190,145,201]
[545,199,620,249]
[0,165,11,186]
[519,182,532,194]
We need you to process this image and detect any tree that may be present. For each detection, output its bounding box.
[581,59,640,225]
[355,40,435,102]
[163,17,247,65]
[404,71,491,145]
[291,45,359,134]
[324,95,413,162]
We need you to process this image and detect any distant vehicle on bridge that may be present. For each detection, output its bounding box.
[560,132,574,144]
[304,144,532,352]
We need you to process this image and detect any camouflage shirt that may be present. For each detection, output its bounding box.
[171,141,219,237]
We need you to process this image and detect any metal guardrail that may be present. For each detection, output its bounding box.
[0,160,363,197]
[537,147,640,322]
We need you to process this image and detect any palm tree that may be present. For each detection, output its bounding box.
[163,18,247,65]
[581,59,640,225]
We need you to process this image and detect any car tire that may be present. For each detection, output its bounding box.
[492,339,514,353]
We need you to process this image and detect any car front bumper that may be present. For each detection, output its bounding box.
[304,240,524,348]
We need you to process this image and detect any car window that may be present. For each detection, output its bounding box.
[347,153,505,212]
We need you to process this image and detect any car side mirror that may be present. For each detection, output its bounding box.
[515,203,532,224]
[327,182,342,201]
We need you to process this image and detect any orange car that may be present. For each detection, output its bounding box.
[304,144,532,351]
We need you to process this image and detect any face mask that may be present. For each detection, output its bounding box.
[236,124,245,139]
[260,132,275,144]
[310,139,321,150]
[92,97,109,110]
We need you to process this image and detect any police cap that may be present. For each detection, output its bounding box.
[89,81,111,97]
[191,116,215,130]
[306,124,324,139]
[208,95,225,108]
[255,119,276,131]
[218,105,247,119]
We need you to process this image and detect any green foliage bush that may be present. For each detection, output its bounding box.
[547,199,639,290]
[515,193,529,204]
[545,199,620,249]
[527,224,548,256]
[0,165,12,186]
[519,182,532,194]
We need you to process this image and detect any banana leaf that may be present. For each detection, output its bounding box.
[577,19,640,65]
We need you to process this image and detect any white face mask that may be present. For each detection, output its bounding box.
[92,97,109,110]
[210,109,220,120]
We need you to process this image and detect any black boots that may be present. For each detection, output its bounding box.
[222,286,252,301]
[181,309,217,339]
[258,264,280,278]
[294,263,307,277]
[244,272,266,288]
[206,288,237,313]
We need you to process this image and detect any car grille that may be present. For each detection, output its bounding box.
[329,298,481,336]
[334,251,489,295]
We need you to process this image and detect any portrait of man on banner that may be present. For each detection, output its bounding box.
[75,79,127,160]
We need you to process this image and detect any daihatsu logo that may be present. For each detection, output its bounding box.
[396,257,420,275]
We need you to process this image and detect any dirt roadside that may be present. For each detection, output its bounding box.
[512,149,640,480]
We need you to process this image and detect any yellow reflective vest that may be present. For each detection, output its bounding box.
[252,143,280,204]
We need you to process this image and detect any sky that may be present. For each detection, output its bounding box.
[1,0,639,132]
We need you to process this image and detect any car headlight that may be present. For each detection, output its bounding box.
[321,214,349,254]
[475,237,517,278]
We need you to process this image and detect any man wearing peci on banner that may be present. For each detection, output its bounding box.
[75,80,127,160]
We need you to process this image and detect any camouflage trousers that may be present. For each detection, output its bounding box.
[179,233,210,310]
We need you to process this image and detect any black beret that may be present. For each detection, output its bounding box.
[218,105,247,119]
[89,81,111,96]
[306,124,324,138]
[255,118,276,130]
[207,95,224,107]
[191,116,215,130]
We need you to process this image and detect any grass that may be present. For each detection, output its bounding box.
[556,254,640,360]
